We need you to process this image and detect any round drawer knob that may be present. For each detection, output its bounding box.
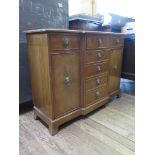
[64,76,70,84]
[98,38,102,46]
[113,65,118,70]
[64,37,69,48]
[97,52,101,59]
[97,66,101,72]
[115,39,120,45]
[96,79,100,85]
[96,91,100,97]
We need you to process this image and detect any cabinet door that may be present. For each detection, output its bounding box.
[109,49,122,94]
[52,53,80,118]
[121,37,135,80]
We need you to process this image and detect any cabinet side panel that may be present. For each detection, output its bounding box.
[109,48,123,95]
[27,34,52,117]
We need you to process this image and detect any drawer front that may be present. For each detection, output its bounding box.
[49,34,80,51]
[86,74,108,91]
[85,50,110,64]
[86,85,108,106]
[86,35,111,49]
[85,61,109,78]
[111,36,124,47]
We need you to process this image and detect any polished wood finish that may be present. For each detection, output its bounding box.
[85,50,110,64]
[26,29,124,135]
[86,35,111,49]
[51,53,80,118]
[85,61,109,78]
[85,85,108,106]
[85,73,108,91]
[49,34,80,51]
[111,35,124,47]
[109,48,123,96]
[27,34,52,117]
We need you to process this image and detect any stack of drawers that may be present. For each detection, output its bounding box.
[26,29,124,135]
[83,33,124,113]
[84,35,110,107]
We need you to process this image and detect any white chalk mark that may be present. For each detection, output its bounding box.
[58,3,63,8]
[20,0,25,11]
[30,1,33,12]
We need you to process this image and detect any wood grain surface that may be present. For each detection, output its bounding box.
[27,34,52,117]
[26,30,124,134]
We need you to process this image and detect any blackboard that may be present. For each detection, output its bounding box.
[19,0,69,43]
[19,0,68,103]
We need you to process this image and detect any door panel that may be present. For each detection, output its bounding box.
[52,53,80,118]
[109,49,122,94]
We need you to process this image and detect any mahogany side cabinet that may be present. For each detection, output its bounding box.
[25,29,124,135]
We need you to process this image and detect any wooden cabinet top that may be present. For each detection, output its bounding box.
[25,28,125,35]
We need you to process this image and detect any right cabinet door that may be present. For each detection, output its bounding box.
[109,48,123,94]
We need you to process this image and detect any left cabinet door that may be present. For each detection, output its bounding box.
[50,53,80,118]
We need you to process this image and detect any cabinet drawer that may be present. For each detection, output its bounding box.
[86,35,110,49]
[111,36,124,47]
[86,85,108,106]
[85,50,110,64]
[86,74,108,91]
[49,34,80,51]
[85,61,109,78]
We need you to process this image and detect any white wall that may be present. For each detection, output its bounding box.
[95,0,135,18]
[69,0,92,16]
[69,0,135,18]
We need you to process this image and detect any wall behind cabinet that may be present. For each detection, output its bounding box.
[19,0,69,104]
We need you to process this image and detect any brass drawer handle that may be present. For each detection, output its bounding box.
[96,91,100,97]
[96,79,100,85]
[64,76,70,84]
[64,37,69,48]
[115,39,120,45]
[113,65,118,70]
[97,52,101,59]
[97,65,101,72]
[98,38,102,46]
